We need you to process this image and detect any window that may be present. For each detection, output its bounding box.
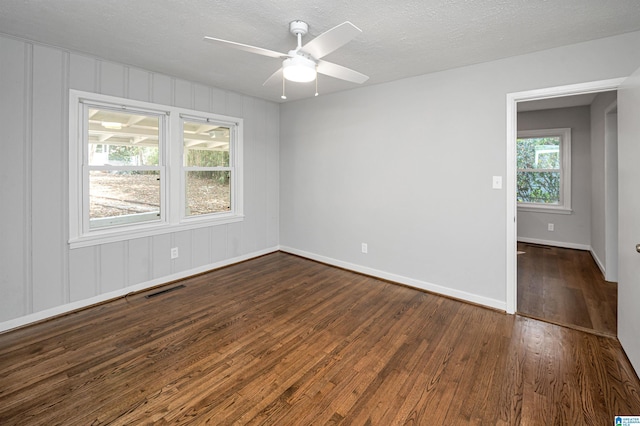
[182,118,233,217]
[87,107,164,229]
[69,90,243,248]
[516,128,571,213]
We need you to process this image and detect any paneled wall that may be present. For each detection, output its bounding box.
[0,34,279,329]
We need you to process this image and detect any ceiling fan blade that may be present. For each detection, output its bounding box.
[299,21,362,59]
[263,68,283,86]
[203,36,288,59]
[317,60,369,84]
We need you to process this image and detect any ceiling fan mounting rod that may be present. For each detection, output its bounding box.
[289,20,309,50]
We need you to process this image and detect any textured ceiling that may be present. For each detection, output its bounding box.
[1,0,639,102]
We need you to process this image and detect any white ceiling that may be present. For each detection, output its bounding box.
[1,0,639,103]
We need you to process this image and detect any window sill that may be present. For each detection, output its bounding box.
[517,205,572,215]
[69,214,244,249]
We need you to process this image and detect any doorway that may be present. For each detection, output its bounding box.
[505,79,625,323]
[604,102,618,283]
[513,91,618,335]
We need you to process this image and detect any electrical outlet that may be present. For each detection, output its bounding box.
[361,243,368,254]
[170,247,179,259]
[548,223,554,232]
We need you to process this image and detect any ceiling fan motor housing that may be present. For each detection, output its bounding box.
[289,20,309,37]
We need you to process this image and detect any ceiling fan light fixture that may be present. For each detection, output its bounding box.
[283,55,316,83]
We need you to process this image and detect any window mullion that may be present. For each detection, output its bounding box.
[168,112,182,226]
[183,166,232,172]
[518,168,560,173]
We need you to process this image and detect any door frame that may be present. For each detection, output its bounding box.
[604,100,619,282]
[505,78,626,314]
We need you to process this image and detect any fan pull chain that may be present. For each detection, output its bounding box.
[281,73,287,100]
[315,72,319,97]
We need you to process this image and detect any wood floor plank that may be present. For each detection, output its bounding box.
[1,252,639,425]
[517,243,617,336]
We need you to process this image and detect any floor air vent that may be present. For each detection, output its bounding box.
[145,284,186,299]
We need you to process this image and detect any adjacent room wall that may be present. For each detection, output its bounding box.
[0,33,280,330]
[516,106,591,249]
[279,31,640,310]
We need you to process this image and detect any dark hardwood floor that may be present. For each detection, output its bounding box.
[1,252,639,425]
[517,242,618,336]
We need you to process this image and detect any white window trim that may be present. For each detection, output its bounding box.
[517,127,572,214]
[69,89,244,249]
[178,114,243,224]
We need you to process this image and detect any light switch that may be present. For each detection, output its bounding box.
[492,176,502,189]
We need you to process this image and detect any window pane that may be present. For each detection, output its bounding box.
[517,171,560,204]
[89,171,160,228]
[183,121,230,167]
[185,171,231,216]
[517,137,560,169]
[88,108,159,166]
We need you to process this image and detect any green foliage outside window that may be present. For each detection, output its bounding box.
[517,136,561,204]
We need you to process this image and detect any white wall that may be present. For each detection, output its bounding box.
[0,33,280,330]
[517,106,591,248]
[590,91,618,278]
[279,31,640,310]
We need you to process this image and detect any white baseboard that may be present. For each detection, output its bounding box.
[0,246,280,334]
[279,246,506,312]
[2,244,510,334]
[517,237,609,278]
[589,249,606,277]
[517,238,613,283]
[517,237,591,251]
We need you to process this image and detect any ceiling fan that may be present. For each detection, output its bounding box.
[203,20,368,98]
